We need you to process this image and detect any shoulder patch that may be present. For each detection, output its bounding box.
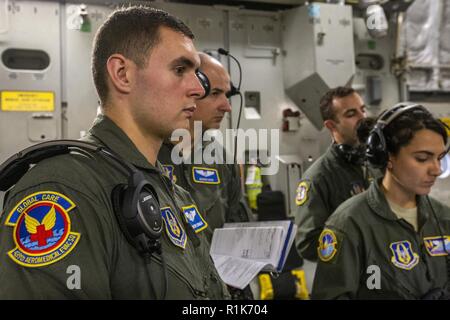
[161,206,187,249]
[295,181,309,206]
[5,191,81,268]
[389,240,419,270]
[162,165,177,184]
[424,236,450,257]
[181,204,208,233]
[318,229,338,262]
[192,167,220,184]
[350,181,365,196]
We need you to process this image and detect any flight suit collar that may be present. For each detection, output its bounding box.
[87,114,160,172]
[367,178,430,222]
[329,143,355,168]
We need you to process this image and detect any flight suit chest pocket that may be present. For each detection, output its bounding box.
[187,168,222,212]
[152,253,209,299]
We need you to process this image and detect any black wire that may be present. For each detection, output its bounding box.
[144,250,168,300]
[233,92,244,165]
[144,253,159,299]
[227,53,242,91]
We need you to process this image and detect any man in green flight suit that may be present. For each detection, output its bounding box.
[295,87,374,261]
[0,6,230,299]
[158,52,252,242]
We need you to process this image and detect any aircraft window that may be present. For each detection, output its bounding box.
[1,48,50,71]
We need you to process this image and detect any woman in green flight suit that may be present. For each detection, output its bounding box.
[312,103,450,299]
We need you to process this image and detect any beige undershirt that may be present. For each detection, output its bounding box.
[387,199,419,232]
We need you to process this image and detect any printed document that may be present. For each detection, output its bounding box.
[210,220,296,289]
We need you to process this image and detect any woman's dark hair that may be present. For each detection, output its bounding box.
[360,107,448,157]
[384,107,448,155]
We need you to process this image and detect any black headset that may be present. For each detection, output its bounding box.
[366,103,428,168]
[195,69,211,99]
[0,140,163,256]
[335,144,366,166]
[365,103,450,298]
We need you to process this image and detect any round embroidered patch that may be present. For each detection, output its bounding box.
[318,229,338,262]
[5,191,81,268]
[295,181,310,206]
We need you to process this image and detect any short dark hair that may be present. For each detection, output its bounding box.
[383,107,448,156]
[360,107,448,164]
[92,6,194,104]
[319,86,356,122]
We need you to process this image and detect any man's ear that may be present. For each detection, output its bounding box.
[106,54,132,94]
[386,152,395,170]
[324,119,336,132]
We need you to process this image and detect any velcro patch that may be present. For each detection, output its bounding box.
[389,240,419,270]
[424,236,450,256]
[161,206,187,249]
[318,229,338,262]
[295,181,309,206]
[192,167,220,184]
[162,165,177,184]
[5,191,80,268]
[181,204,208,233]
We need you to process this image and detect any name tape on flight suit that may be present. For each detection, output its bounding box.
[192,167,220,184]
[424,236,450,257]
[181,205,208,233]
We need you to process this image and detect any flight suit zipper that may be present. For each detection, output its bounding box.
[155,171,213,298]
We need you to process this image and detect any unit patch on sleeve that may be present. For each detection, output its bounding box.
[4,191,81,268]
[192,167,220,184]
[317,229,338,262]
[424,236,450,257]
[389,241,419,270]
[161,206,187,249]
[181,204,208,233]
[295,181,310,206]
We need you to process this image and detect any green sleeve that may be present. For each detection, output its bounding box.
[295,178,332,261]
[0,182,116,299]
[311,227,362,299]
[226,164,253,223]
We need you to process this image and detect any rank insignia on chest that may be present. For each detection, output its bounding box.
[318,229,338,262]
[423,236,450,257]
[4,191,81,268]
[161,206,187,249]
[295,181,309,206]
[192,167,220,184]
[181,204,208,233]
[162,165,177,184]
[389,241,419,270]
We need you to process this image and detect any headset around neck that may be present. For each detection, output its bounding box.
[0,139,163,256]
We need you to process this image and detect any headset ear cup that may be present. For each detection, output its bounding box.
[111,184,138,247]
[112,178,163,254]
[196,70,210,99]
[366,127,388,168]
[138,184,163,240]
